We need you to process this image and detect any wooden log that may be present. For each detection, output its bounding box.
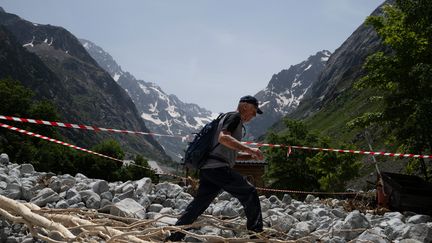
[44,214,149,243]
[0,195,75,239]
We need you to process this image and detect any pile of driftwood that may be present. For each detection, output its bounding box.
[0,195,306,243]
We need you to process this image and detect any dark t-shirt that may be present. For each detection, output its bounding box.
[200,111,243,169]
[221,112,241,134]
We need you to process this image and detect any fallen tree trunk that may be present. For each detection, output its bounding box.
[0,195,151,242]
[0,195,75,239]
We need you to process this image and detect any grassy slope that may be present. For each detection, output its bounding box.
[303,88,380,145]
[285,87,407,190]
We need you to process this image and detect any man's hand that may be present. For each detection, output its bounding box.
[248,147,264,160]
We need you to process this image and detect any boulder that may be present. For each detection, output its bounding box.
[110,198,146,219]
[356,227,389,243]
[30,188,60,207]
[19,164,34,174]
[91,180,109,195]
[0,153,9,165]
[407,215,431,224]
[333,210,370,240]
[79,190,101,209]
[148,203,163,213]
[134,177,152,197]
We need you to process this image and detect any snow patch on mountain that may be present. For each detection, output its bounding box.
[80,39,215,161]
[246,50,331,139]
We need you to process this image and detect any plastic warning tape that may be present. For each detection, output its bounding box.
[0,122,123,162]
[241,142,432,159]
[0,122,186,177]
[0,115,187,139]
[0,122,367,196]
[2,115,430,159]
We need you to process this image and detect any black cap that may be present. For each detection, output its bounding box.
[239,95,263,114]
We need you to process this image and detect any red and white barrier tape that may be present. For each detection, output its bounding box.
[0,122,123,162]
[241,142,432,159]
[2,115,430,159]
[0,122,186,178]
[0,115,188,140]
[0,121,368,196]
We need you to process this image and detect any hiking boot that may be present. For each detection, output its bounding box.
[165,232,185,242]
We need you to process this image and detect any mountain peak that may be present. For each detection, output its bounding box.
[81,39,215,161]
[0,7,5,13]
[246,50,331,139]
[0,10,170,161]
[80,38,123,81]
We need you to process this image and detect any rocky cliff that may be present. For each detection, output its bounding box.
[0,10,170,161]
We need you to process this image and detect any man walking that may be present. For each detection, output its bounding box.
[167,95,264,241]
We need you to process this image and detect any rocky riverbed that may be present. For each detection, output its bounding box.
[0,161,431,242]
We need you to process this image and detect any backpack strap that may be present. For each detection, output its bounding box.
[207,113,226,153]
[206,112,233,164]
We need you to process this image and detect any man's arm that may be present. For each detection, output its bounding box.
[218,130,263,160]
[236,152,255,161]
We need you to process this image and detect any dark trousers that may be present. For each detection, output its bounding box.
[169,167,263,241]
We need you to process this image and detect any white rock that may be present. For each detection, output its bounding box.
[160,207,175,215]
[75,173,88,180]
[79,190,101,209]
[176,191,193,201]
[100,191,113,201]
[304,194,315,203]
[269,214,298,232]
[110,198,146,219]
[19,164,34,174]
[382,217,406,240]
[91,180,109,195]
[333,210,370,240]
[282,193,292,205]
[0,181,7,190]
[217,191,232,201]
[4,181,22,200]
[148,203,163,212]
[154,182,182,198]
[138,195,152,208]
[30,188,60,207]
[0,153,9,165]
[356,227,390,243]
[66,195,81,205]
[407,215,431,224]
[288,221,315,238]
[48,176,62,193]
[401,223,432,243]
[115,180,133,194]
[133,177,152,197]
[65,188,79,199]
[174,199,190,211]
[55,200,69,209]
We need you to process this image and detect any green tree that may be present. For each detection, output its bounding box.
[33,142,77,175]
[0,78,33,116]
[0,78,65,164]
[115,154,159,182]
[76,139,125,181]
[29,100,60,138]
[0,78,158,182]
[354,0,432,179]
[306,145,362,191]
[264,119,320,192]
[264,119,361,192]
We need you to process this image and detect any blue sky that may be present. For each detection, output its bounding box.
[0,0,383,113]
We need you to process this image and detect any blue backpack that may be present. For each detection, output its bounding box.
[184,113,225,170]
